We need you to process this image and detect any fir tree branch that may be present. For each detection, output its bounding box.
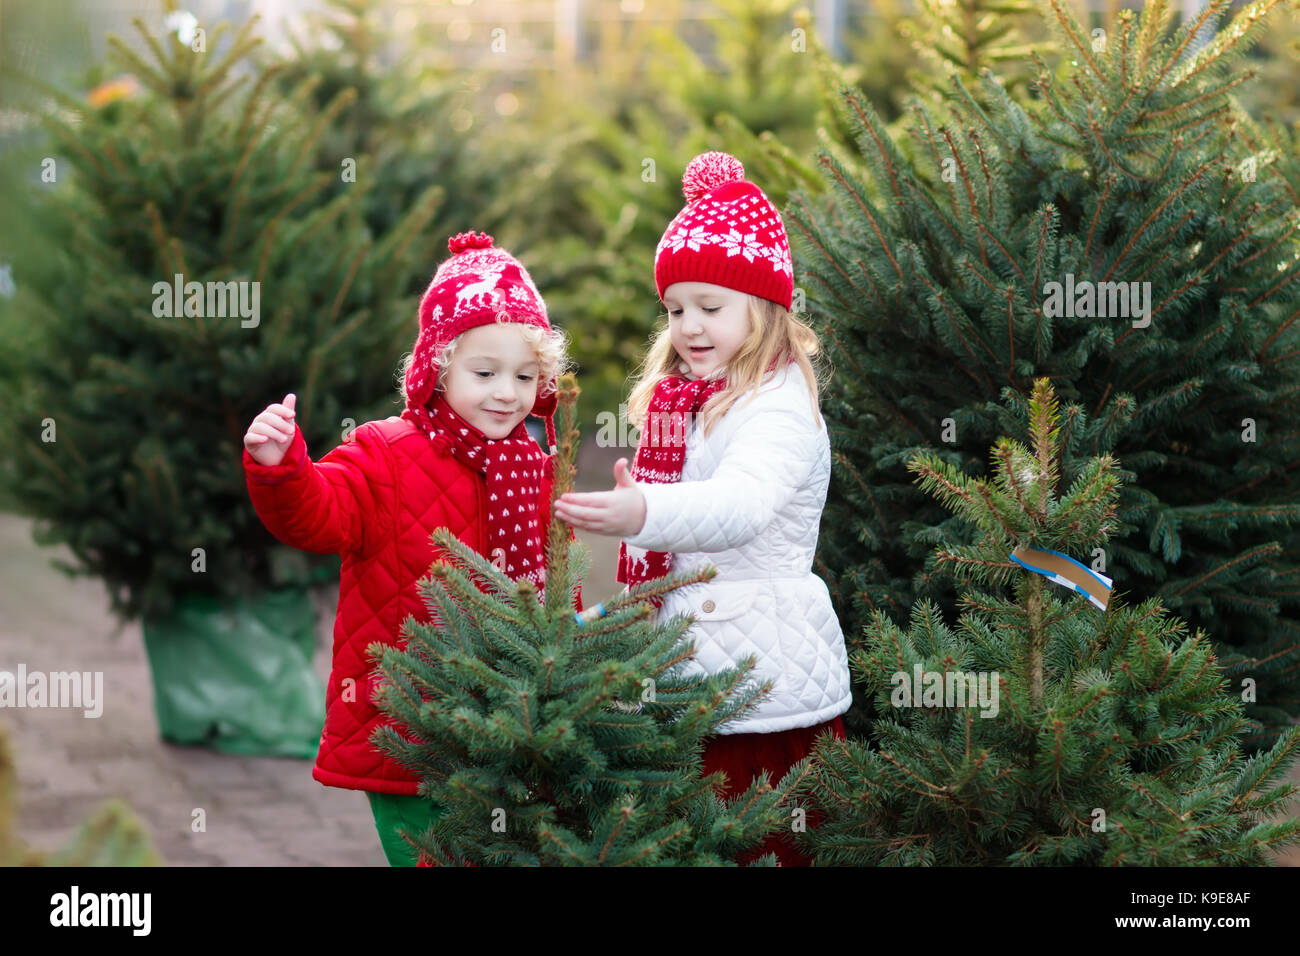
[914,274,999,387]
[1169,0,1279,90]
[107,25,171,97]
[1144,0,1232,97]
[190,20,257,102]
[1166,543,1284,599]
[940,127,988,266]
[285,86,359,183]
[1028,59,1088,147]
[253,172,333,285]
[814,153,904,280]
[1026,575,1046,708]
[1103,157,1218,281]
[1134,0,1174,78]
[37,115,109,180]
[876,747,949,797]
[785,195,857,315]
[1257,304,1300,362]
[234,63,287,153]
[1042,0,1106,84]
[1248,262,1300,310]
[843,86,905,202]
[1031,204,1057,306]
[972,225,1028,288]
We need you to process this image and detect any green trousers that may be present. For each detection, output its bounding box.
[366,792,446,867]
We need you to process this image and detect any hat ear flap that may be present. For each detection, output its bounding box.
[529,387,558,419]
[405,348,438,412]
[529,387,559,452]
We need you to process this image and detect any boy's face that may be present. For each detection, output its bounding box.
[440,323,540,439]
[663,282,751,380]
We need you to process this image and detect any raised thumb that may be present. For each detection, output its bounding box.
[614,457,634,486]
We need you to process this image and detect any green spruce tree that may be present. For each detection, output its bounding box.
[797,378,1300,865]
[368,376,813,866]
[0,4,441,621]
[787,0,1300,746]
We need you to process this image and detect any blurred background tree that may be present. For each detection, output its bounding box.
[256,0,528,318]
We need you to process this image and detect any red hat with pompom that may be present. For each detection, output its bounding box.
[654,151,793,310]
[404,230,558,450]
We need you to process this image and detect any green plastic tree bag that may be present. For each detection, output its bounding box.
[141,586,325,758]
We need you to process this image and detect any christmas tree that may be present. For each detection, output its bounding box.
[367,376,813,866]
[787,0,1300,745]
[0,3,442,620]
[797,377,1300,865]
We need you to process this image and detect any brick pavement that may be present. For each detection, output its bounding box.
[1,509,388,865]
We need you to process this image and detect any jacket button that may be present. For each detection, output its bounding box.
[702,600,716,613]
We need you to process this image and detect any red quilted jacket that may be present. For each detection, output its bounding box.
[243,415,580,795]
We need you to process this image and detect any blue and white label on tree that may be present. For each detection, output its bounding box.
[1009,545,1113,611]
[574,603,607,626]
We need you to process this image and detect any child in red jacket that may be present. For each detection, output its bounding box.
[242,231,577,866]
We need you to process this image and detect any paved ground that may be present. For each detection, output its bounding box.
[3,438,1298,866]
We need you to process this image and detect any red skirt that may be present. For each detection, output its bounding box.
[701,714,846,867]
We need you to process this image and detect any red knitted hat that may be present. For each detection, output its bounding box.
[404,231,558,449]
[654,151,793,310]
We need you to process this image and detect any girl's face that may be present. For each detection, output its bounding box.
[440,323,540,439]
[663,282,751,380]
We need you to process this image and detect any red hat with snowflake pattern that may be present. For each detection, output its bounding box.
[653,152,793,310]
[404,231,558,450]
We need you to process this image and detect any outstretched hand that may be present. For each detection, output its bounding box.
[554,457,647,537]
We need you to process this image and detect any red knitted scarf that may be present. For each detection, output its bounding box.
[616,358,785,605]
[402,393,548,590]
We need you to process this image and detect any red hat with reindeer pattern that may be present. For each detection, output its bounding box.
[403,231,558,449]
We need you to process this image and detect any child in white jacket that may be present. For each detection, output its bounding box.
[554,151,851,866]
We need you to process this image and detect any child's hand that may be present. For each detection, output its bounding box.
[244,393,298,467]
[554,458,647,537]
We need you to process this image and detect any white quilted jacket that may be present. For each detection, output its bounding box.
[621,362,852,735]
